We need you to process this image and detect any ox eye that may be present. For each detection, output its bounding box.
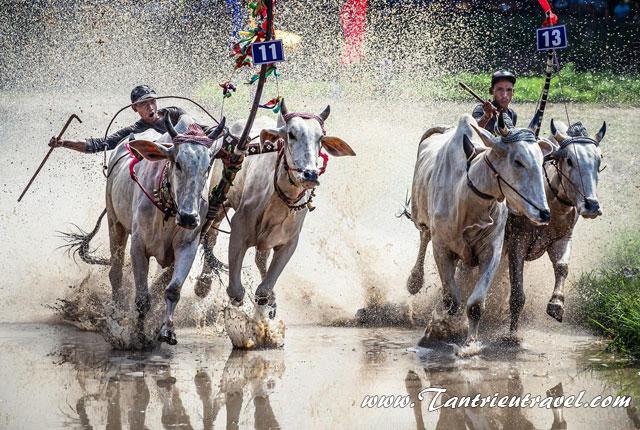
[514,160,525,168]
[176,162,182,171]
[288,131,295,140]
[566,158,573,167]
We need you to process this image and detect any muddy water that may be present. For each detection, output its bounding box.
[0,323,637,429]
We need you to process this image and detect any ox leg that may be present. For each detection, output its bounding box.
[255,238,299,320]
[195,227,222,299]
[159,242,200,345]
[407,229,431,295]
[108,220,128,308]
[255,250,270,280]
[466,247,502,345]
[227,216,249,306]
[432,245,461,315]
[130,235,151,319]
[547,237,571,323]
[508,240,528,334]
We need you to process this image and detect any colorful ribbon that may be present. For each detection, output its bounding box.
[258,96,282,113]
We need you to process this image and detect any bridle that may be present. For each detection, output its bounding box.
[466,145,549,215]
[125,124,218,221]
[272,113,329,212]
[543,136,602,208]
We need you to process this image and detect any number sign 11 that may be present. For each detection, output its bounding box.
[536,25,568,51]
[251,40,286,65]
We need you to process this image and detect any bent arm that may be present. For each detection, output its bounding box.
[472,102,495,129]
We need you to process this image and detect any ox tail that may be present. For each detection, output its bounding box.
[419,125,450,144]
[58,209,110,266]
[397,190,413,221]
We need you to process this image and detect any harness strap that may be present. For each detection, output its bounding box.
[465,152,495,201]
[483,156,548,213]
[283,112,326,135]
[125,143,177,219]
[273,149,315,211]
[543,160,582,207]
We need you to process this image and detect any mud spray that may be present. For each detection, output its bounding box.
[1,1,638,348]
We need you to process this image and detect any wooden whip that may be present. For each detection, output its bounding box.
[18,114,82,202]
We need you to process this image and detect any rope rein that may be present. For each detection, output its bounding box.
[466,150,548,214]
[271,113,330,212]
[543,136,601,207]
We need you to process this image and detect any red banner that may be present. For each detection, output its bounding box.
[340,0,368,64]
[537,0,552,13]
[538,0,558,26]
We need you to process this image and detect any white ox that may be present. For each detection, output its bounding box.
[73,115,226,346]
[406,114,553,349]
[504,119,606,333]
[196,101,355,317]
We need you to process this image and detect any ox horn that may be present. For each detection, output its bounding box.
[527,111,541,132]
[595,121,606,144]
[280,99,289,116]
[550,118,569,143]
[497,112,509,137]
[164,115,178,138]
[319,105,330,121]
[207,117,226,140]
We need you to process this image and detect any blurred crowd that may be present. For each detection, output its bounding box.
[491,0,638,19]
[382,0,640,20]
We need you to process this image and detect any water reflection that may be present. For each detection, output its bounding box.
[3,325,637,429]
[404,366,571,430]
[220,350,284,430]
[54,342,284,429]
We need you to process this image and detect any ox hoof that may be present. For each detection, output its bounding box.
[456,339,482,358]
[547,302,564,322]
[229,297,243,307]
[255,296,277,319]
[226,286,244,307]
[158,325,178,345]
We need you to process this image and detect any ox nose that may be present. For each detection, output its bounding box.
[302,170,319,184]
[584,198,602,217]
[539,209,551,224]
[584,198,601,213]
[177,212,199,229]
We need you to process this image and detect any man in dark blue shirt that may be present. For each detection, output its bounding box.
[49,85,187,153]
[472,70,518,132]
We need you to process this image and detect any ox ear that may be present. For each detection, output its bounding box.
[537,137,556,158]
[470,124,507,155]
[595,121,606,144]
[129,139,173,161]
[321,136,355,157]
[260,127,285,145]
[462,134,475,160]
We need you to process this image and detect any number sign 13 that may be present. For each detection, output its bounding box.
[536,25,568,51]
